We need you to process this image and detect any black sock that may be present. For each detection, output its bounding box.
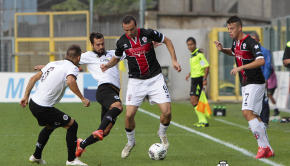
[125,128,133,132]
[66,121,78,161]
[33,127,54,159]
[98,107,122,130]
[80,135,99,149]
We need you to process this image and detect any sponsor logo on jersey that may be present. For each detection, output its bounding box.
[254,44,259,49]
[123,44,128,48]
[100,59,109,62]
[243,43,246,49]
[142,36,147,43]
[114,95,120,100]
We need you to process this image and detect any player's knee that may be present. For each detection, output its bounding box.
[70,120,78,129]
[242,110,256,121]
[110,102,123,111]
[162,110,171,119]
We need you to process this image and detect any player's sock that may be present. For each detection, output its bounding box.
[66,121,78,161]
[125,128,135,146]
[194,107,207,123]
[248,118,267,148]
[158,123,169,137]
[98,107,122,130]
[259,121,271,147]
[80,134,100,149]
[33,127,54,159]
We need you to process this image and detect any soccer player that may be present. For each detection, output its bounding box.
[20,45,90,165]
[101,15,181,158]
[214,16,274,159]
[185,37,210,127]
[75,32,124,157]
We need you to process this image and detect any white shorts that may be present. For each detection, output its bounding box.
[126,73,171,106]
[241,84,265,115]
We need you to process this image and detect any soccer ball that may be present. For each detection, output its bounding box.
[148,143,167,160]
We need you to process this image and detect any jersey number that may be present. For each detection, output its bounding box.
[41,67,55,82]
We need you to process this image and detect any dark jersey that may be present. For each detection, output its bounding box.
[231,34,265,86]
[115,28,163,79]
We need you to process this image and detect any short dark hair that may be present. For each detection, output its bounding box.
[66,45,81,58]
[90,32,104,44]
[226,16,243,27]
[122,15,137,25]
[186,37,196,44]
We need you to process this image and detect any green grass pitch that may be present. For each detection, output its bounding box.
[0,102,289,166]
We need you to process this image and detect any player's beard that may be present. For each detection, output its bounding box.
[94,48,105,55]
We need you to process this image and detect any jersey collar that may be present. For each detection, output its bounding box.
[191,48,199,57]
[64,59,78,67]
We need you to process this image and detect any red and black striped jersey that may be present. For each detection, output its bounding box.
[231,34,265,86]
[115,28,163,79]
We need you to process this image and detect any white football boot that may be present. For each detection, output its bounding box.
[121,143,135,158]
[66,158,88,166]
[29,155,47,164]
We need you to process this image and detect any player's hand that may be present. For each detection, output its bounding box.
[230,66,242,75]
[185,75,190,81]
[214,41,223,51]
[172,61,181,72]
[34,65,44,71]
[100,64,108,72]
[203,79,207,86]
[20,98,28,108]
[81,98,90,107]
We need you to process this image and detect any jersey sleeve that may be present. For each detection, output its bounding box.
[249,39,264,59]
[41,63,51,73]
[199,53,209,68]
[79,52,88,64]
[66,66,79,80]
[146,29,164,43]
[115,39,125,59]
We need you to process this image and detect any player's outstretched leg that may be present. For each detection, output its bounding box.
[29,126,54,164]
[121,105,137,158]
[158,102,171,150]
[76,106,122,157]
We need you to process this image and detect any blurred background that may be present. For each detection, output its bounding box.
[0,0,289,110]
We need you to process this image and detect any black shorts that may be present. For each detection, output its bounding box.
[96,83,121,110]
[267,87,276,95]
[29,99,71,128]
[190,76,203,97]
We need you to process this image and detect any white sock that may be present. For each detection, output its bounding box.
[248,118,267,148]
[158,123,169,137]
[259,121,270,147]
[126,130,135,146]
